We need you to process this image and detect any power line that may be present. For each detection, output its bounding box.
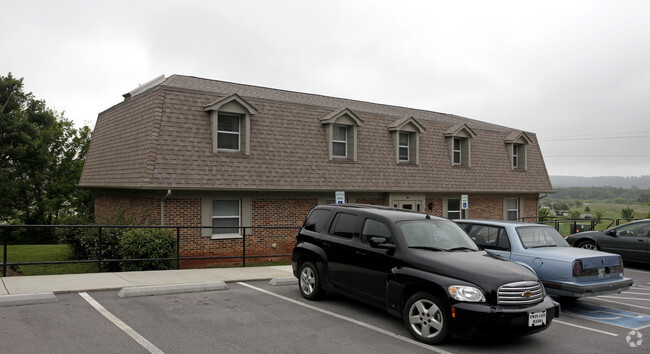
[541,135,650,141]
[545,154,650,158]
[541,130,650,140]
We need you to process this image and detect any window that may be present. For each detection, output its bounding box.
[443,124,475,167]
[333,125,348,158]
[361,219,392,243]
[506,198,519,221]
[504,131,531,170]
[512,144,520,168]
[467,225,511,251]
[447,199,461,219]
[304,209,331,233]
[204,94,257,155]
[217,113,241,151]
[388,117,424,165]
[212,200,240,235]
[329,213,357,239]
[321,108,364,161]
[453,138,462,165]
[399,132,410,161]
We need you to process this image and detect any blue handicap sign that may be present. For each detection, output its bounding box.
[563,301,650,329]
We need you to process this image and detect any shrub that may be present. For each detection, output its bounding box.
[119,228,176,272]
[621,207,636,219]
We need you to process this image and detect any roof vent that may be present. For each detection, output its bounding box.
[123,74,165,99]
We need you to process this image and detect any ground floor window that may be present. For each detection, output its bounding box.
[506,198,519,221]
[212,200,240,235]
[447,199,461,219]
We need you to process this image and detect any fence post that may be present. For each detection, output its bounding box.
[242,227,246,268]
[176,227,180,270]
[97,226,103,273]
[2,229,7,277]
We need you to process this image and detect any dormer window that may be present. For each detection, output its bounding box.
[504,131,532,171]
[217,113,241,151]
[443,123,476,167]
[321,108,364,161]
[398,132,410,161]
[204,94,258,155]
[388,116,425,165]
[333,124,349,158]
[453,137,462,165]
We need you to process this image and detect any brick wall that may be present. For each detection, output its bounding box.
[468,197,504,219]
[94,194,160,224]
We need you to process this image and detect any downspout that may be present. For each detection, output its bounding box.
[161,189,171,225]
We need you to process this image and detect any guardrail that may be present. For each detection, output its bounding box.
[1,225,300,277]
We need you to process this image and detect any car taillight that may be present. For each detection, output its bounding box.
[572,260,582,277]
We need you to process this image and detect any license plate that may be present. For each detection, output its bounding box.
[528,311,546,327]
[598,268,605,277]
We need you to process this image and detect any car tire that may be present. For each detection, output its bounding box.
[403,292,449,345]
[298,262,322,300]
[577,240,598,250]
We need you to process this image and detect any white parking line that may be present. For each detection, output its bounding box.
[595,297,650,311]
[554,320,618,337]
[79,292,164,354]
[237,282,452,354]
[600,296,650,302]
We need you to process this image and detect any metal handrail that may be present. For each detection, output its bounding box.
[1,224,300,277]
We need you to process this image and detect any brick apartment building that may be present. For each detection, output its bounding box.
[78,74,553,267]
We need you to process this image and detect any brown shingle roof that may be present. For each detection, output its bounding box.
[79,75,553,193]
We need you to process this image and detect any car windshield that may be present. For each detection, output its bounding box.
[516,226,570,248]
[399,219,479,251]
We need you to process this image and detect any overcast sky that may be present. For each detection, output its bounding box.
[3,0,649,178]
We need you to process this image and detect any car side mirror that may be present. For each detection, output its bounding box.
[369,237,395,250]
[605,230,616,237]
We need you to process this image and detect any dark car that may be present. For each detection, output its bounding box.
[292,204,560,345]
[566,219,650,263]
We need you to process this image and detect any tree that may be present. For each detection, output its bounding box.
[0,73,93,241]
[621,207,635,220]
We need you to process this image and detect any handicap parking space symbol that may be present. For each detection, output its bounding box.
[562,301,650,329]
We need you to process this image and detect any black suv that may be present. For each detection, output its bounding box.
[292,204,560,344]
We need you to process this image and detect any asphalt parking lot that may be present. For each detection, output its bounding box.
[2,266,650,354]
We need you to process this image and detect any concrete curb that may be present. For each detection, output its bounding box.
[117,281,228,298]
[269,277,298,286]
[0,292,57,307]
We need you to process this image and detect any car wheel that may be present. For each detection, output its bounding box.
[577,240,598,250]
[298,262,322,300]
[403,292,449,345]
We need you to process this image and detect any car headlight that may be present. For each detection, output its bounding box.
[448,285,486,302]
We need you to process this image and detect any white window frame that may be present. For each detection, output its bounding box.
[398,132,410,162]
[447,198,462,219]
[332,124,348,158]
[453,137,462,165]
[512,144,519,169]
[212,199,241,237]
[506,198,519,221]
[217,113,241,151]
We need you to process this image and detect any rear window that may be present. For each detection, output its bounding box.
[329,213,358,239]
[303,209,331,233]
[516,226,569,248]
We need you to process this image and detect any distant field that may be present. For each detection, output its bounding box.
[578,202,649,220]
[0,244,95,277]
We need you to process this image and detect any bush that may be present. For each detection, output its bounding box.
[119,228,176,272]
[57,226,124,272]
[621,207,636,219]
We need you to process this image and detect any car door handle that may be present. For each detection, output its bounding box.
[355,251,367,256]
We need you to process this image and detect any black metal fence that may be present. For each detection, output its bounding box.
[1,225,300,277]
[519,217,643,235]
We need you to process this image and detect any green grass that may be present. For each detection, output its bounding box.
[0,244,96,276]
